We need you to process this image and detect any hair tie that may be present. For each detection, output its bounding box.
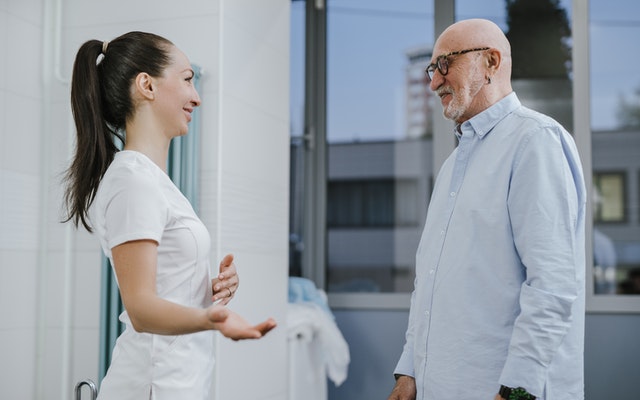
[102,41,109,54]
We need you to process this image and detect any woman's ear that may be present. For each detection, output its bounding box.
[134,72,155,100]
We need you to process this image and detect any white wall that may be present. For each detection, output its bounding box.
[208,2,290,400]
[1,1,48,399]
[0,0,290,399]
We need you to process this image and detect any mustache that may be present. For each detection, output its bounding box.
[435,87,453,97]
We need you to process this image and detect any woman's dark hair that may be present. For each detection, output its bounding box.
[63,31,173,231]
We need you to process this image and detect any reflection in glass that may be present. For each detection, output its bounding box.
[289,0,306,277]
[593,173,626,223]
[590,0,640,295]
[325,0,434,293]
[456,0,573,130]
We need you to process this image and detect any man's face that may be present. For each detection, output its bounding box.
[428,45,486,124]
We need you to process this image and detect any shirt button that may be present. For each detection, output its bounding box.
[440,230,445,235]
[429,269,435,275]
[425,310,430,316]
[450,191,456,197]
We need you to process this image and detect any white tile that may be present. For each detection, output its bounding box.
[216,322,288,400]
[197,97,220,173]
[0,329,36,400]
[0,12,7,90]
[43,252,66,328]
[71,328,100,385]
[6,14,42,96]
[225,0,290,55]
[5,0,42,25]
[220,95,289,185]
[0,250,38,328]
[74,226,102,252]
[62,0,219,31]
[197,169,220,245]
[3,95,42,174]
[0,91,5,150]
[0,170,40,250]
[73,251,102,329]
[46,198,72,252]
[222,21,290,121]
[42,327,63,399]
[41,248,101,329]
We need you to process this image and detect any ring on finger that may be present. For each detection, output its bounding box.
[227,287,233,297]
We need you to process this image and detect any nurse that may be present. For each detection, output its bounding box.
[63,31,276,399]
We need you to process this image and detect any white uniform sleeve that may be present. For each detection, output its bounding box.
[103,169,168,250]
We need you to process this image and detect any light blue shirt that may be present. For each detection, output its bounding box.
[394,93,586,400]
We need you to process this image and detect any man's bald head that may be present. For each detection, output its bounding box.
[437,19,511,58]
[429,19,513,122]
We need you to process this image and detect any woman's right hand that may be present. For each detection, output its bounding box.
[206,305,277,341]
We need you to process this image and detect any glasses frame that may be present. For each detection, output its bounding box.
[425,47,491,82]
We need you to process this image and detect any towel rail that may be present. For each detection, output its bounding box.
[74,379,97,400]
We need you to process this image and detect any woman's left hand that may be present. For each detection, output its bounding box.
[212,254,239,305]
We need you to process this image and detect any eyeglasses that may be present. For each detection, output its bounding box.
[425,47,490,81]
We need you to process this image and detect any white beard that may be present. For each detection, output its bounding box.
[442,63,485,123]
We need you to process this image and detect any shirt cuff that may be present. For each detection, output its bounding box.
[393,349,415,379]
[499,354,546,398]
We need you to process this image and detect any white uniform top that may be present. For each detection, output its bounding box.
[91,150,214,400]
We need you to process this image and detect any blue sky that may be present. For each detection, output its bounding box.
[290,0,640,141]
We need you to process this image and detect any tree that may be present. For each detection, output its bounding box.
[505,0,572,80]
[616,87,640,129]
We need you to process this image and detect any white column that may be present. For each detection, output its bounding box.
[202,1,291,399]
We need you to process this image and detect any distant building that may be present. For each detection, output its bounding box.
[405,45,434,139]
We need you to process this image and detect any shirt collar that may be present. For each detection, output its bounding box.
[453,92,521,140]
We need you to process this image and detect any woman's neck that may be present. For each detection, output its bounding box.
[124,119,171,172]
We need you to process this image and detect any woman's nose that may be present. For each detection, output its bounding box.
[192,89,201,107]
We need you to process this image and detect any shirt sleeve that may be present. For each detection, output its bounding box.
[103,169,169,250]
[394,288,417,378]
[501,125,586,397]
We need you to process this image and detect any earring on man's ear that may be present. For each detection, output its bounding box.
[487,76,492,84]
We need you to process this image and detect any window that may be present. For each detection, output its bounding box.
[589,0,640,299]
[323,0,435,296]
[593,172,627,223]
[328,180,397,228]
[293,0,640,310]
[289,0,437,302]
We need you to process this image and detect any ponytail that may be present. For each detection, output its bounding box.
[63,32,173,231]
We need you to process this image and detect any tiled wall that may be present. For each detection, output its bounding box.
[0,1,289,399]
[1,1,46,399]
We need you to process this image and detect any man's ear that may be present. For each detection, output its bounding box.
[134,72,155,100]
[486,49,501,72]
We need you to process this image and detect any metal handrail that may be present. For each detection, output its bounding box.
[74,379,97,400]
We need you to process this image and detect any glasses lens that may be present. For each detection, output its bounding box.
[437,57,448,76]
[426,65,435,81]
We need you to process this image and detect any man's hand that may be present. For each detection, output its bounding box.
[387,375,417,400]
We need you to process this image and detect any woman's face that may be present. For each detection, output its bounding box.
[153,46,201,137]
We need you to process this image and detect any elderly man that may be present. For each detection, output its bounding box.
[388,19,585,400]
